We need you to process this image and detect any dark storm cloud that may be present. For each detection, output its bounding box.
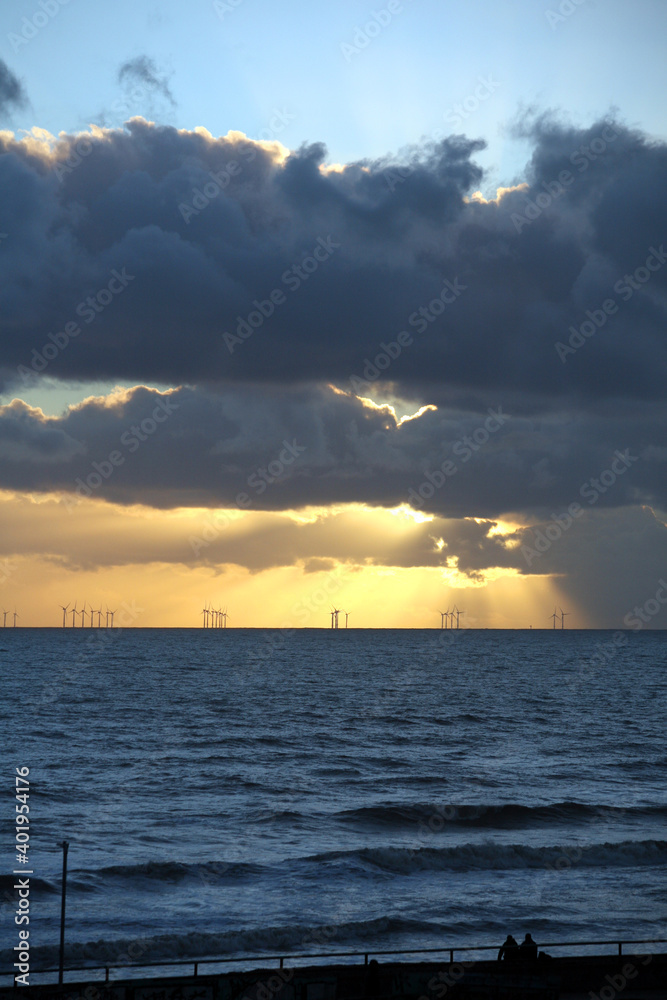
[0,384,663,519]
[0,60,27,118]
[1,112,665,625]
[0,400,83,464]
[0,375,665,626]
[117,56,175,107]
[0,115,665,401]
[518,505,667,628]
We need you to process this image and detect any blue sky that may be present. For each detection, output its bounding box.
[3,0,667,184]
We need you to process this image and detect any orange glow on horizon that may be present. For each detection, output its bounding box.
[0,491,585,629]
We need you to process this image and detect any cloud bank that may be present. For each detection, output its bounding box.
[0,114,665,402]
[1,113,665,626]
[0,385,663,518]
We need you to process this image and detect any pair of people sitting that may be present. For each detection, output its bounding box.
[498,933,538,963]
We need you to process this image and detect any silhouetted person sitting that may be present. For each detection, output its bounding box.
[364,958,380,996]
[497,934,519,963]
[520,933,538,963]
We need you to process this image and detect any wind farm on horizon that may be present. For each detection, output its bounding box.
[56,602,117,627]
[329,607,351,628]
[439,606,464,629]
[201,603,229,628]
[0,603,576,628]
[550,607,570,629]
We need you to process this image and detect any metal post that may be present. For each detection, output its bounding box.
[58,841,69,985]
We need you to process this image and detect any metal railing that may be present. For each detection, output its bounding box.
[2,937,665,987]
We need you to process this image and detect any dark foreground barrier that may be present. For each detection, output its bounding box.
[0,949,665,1000]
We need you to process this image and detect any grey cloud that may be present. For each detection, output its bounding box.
[0,111,664,626]
[515,504,667,629]
[0,385,663,519]
[117,56,175,107]
[0,115,664,402]
[0,60,27,118]
[0,401,83,464]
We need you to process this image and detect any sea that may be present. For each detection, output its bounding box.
[1,627,666,984]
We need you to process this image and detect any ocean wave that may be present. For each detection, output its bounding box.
[0,873,59,895]
[335,801,667,830]
[24,830,667,897]
[310,766,362,777]
[308,839,667,874]
[85,859,269,888]
[250,809,306,824]
[0,915,440,970]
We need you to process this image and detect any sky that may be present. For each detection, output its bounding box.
[0,0,666,628]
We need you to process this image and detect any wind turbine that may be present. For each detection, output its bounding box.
[70,602,78,628]
[13,608,19,627]
[455,607,464,629]
[201,604,209,628]
[59,603,70,628]
[222,608,228,628]
[2,609,7,627]
[88,602,95,627]
[330,608,335,629]
[439,609,448,629]
[333,607,341,629]
[108,608,117,628]
[345,611,350,628]
[549,607,559,629]
[560,608,570,629]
